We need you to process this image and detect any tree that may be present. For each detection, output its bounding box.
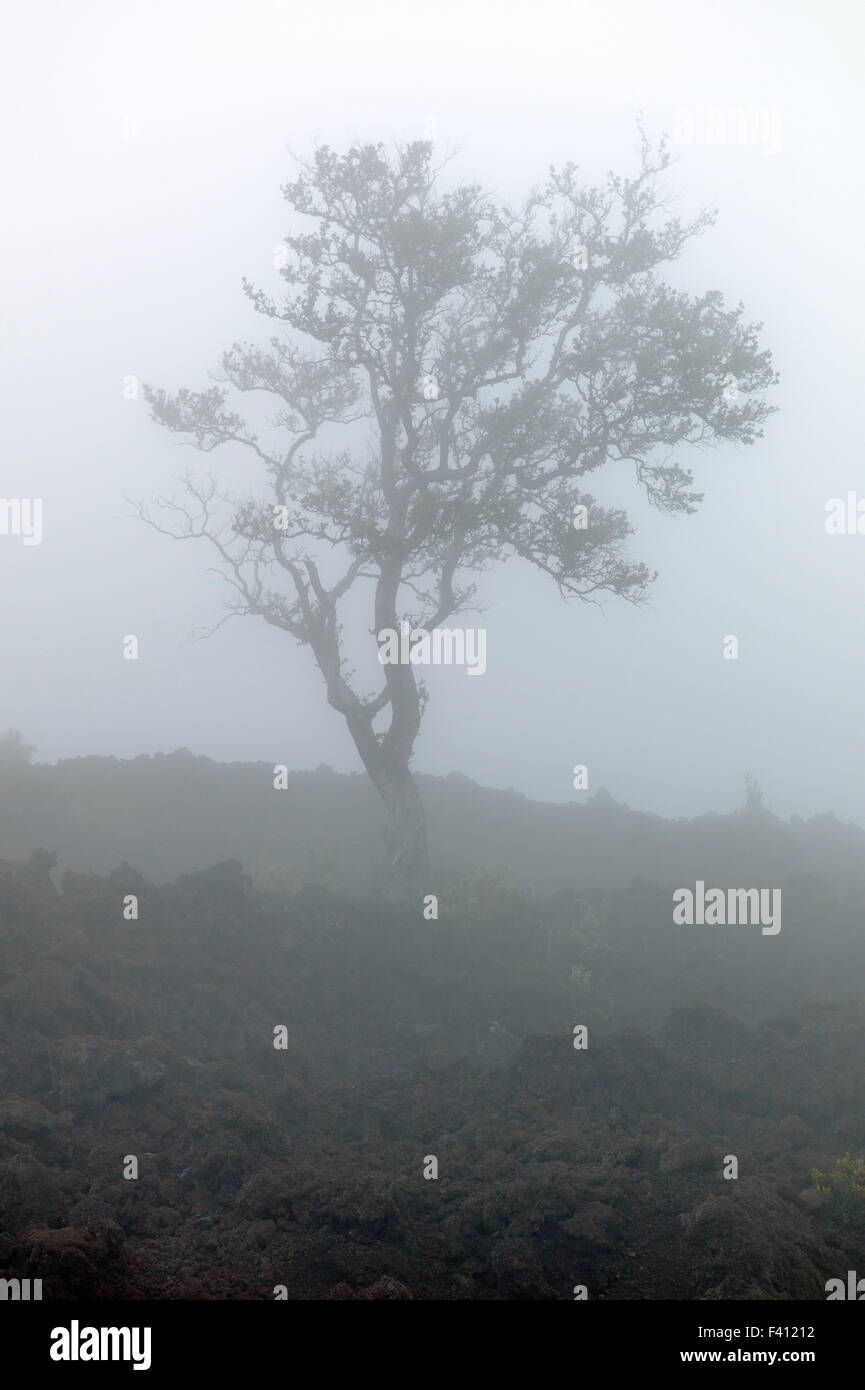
[137,135,777,899]
[741,772,769,816]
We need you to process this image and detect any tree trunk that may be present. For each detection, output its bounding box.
[314,550,430,900]
[375,762,429,902]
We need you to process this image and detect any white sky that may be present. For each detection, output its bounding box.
[2,0,864,822]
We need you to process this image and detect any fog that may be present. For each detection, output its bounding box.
[2,0,863,822]
[8,2,865,1334]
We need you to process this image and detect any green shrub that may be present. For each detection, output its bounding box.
[441,867,530,922]
[812,1153,865,1227]
[251,844,300,901]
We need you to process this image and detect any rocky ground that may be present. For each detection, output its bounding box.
[0,854,862,1299]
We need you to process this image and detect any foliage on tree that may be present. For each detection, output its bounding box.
[741,772,769,815]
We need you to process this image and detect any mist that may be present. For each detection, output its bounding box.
[3,0,865,1347]
[1,0,862,821]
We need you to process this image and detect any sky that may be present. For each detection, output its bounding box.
[1,0,864,822]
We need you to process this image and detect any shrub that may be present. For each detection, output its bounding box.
[812,1153,865,1227]
[441,867,530,923]
[251,844,299,901]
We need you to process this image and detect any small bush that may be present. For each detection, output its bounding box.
[441,867,530,923]
[251,845,299,901]
[812,1153,865,1227]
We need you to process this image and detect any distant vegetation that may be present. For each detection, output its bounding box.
[1,744,864,910]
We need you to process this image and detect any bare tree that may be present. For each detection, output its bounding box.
[137,135,777,898]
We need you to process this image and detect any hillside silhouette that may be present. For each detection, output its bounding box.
[0,749,862,902]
